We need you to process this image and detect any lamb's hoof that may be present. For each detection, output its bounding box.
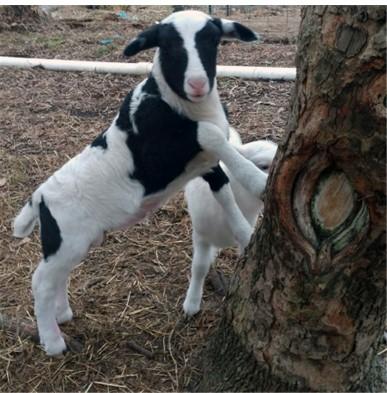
[43,336,67,357]
[183,298,201,317]
[56,307,73,324]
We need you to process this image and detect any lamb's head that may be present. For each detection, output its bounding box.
[238,140,278,173]
[124,10,257,103]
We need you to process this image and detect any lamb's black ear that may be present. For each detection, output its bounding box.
[212,18,259,42]
[124,24,160,57]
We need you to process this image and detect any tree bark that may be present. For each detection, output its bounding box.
[194,6,386,392]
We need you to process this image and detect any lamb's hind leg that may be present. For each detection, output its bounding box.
[55,272,73,325]
[55,232,105,324]
[32,238,90,356]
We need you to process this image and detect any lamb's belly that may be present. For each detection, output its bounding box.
[89,178,143,230]
[112,196,163,230]
[141,152,218,207]
[110,153,217,230]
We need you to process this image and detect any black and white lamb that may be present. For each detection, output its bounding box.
[12,10,267,356]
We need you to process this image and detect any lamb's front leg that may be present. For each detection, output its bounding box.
[197,122,268,198]
[202,165,253,251]
[183,231,218,316]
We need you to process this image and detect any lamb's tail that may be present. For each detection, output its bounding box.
[13,197,39,238]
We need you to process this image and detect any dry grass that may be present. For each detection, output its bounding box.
[0,6,298,392]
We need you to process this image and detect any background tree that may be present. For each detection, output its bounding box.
[194,5,386,392]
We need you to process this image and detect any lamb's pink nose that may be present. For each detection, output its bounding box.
[187,77,207,93]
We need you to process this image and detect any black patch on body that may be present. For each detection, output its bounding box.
[39,197,62,260]
[159,24,188,100]
[202,165,229,192]
[141,75,159,95]
[91,131,108,149]
[116,91,133,130]
[195,21,221,91]
[211,18,223,33]
[116,77,202,196]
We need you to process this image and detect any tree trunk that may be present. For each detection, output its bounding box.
[195,6,386,392]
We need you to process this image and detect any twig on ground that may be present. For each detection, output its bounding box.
[126,340,155,359]
[0,313,83,353]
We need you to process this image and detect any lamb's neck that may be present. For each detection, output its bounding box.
[151,53,228,133]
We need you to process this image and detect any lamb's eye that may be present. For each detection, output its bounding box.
[259,165,269,171]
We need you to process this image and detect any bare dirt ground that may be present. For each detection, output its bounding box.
[0,6,299,392]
